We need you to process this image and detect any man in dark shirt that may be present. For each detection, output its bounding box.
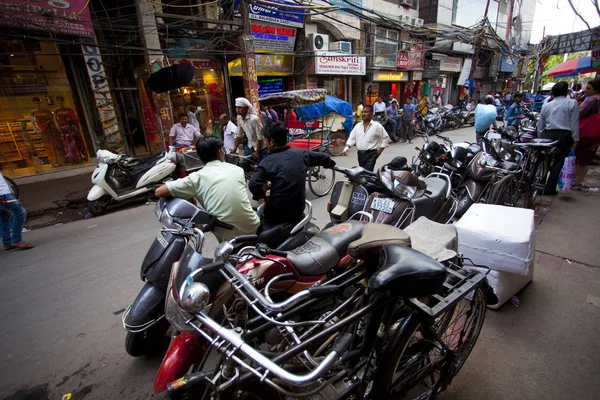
[249,121,335,228]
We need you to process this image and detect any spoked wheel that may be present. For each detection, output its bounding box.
[327,133,348,156]
[373,287,487,400]
[490,175,533,209]
[307,166,335,197]
[530,157,548,203]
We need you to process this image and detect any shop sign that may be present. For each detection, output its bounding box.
[406,39,425,71]
[412,71,423,80]
[0,0,94,37]
[166,59,220,69]
[440,57,462,72]
[315,54,366,75]
[81,45,123,152]
[423,60,441,79]
[396,53,409,69]
[592,28,600,69]
[372,71,408,82]
[500,57,516,73]
[251,23,297,52]
[228,54,294,76]
[247,0,304,28]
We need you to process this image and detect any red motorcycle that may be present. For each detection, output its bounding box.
[152,219,392,394]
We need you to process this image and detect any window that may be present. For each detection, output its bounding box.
[374,27,399,68]
[452,0,498,28]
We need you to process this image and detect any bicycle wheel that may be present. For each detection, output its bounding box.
[490,174,532,209]
[373,287,487,400]
[327,132,347,156]
[307,166,335,197]
[5,176,19,198]
[529,156,548,203]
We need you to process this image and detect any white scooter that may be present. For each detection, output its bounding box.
[87,149,177,215]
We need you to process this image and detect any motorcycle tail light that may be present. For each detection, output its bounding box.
[414,147,420,151]
[327,202,331,213]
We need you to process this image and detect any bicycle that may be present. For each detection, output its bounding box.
[511,140,560,203]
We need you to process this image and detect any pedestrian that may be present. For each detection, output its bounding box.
[0,172,33,250]
[402,97,417,143]
[373,96,387,117]
[417,95,429,115]
[572,79,600,189]
[219,114,237,155]
[504,92,512,106]
[169,113,203,147]
[249,121,335,238]
[355,100,363,124]
[186,105,201,131]
[505,93,525,128]
[386,99,400,138]
[232,97,267,170]
[431,92,442,108]
[474,95,498,143]
[285,106,297,124]
[267,106,279,121]
[343,104,391,171]
[537,81,580,195]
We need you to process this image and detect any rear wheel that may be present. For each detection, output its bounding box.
[88,195,112,215]
[530,156,548,203]
[490,175,532,209]
[307,166,335,197]
[327,133,348,156]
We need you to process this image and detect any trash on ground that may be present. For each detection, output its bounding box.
[565,259,572,264]
[21,227,30,233]
[87,224,98,229]
[61,394,72,400]
[54,223,63,226]
[511,296,520,307]
[57,211,63,215]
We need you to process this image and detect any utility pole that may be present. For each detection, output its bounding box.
[468,0,492,81]
[239,0,260,115]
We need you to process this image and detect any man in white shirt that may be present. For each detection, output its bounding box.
[232,97,267,169]
[373,96,387,115]
[186,105,200,131]
[169,113,203,147]
[219,114,238,154]
[0,172,33,250]
[343,104,391,171]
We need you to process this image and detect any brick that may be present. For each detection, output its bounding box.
[537,253,563,271]
[560,260,593,279]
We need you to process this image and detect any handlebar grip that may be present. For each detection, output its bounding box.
[199,260,225,274]
[217,221,234,230]
[331,332,353,355]
[309,285,341,296]
[232,234,259,244]
[268,248,288,257]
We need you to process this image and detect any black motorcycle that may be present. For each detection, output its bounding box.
[373,111,403,143]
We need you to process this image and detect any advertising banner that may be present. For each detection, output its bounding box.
[248,0,304,28]
[592,28,600,69]
[440,57,462,72]
[423,59,441,79]
[315,54,366,75]
[396,52,409,69]
[251,23,297,52]
[228,54,294,76]
[0,0,94,37]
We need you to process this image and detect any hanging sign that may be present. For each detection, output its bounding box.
[251,23,297,52]
[247,0,304,28]
[396,52,409,69]
[440,57,462,72]
[423,60,441,79]
[0,0,94,37]
[315,54,366,75]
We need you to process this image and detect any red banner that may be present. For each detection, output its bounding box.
[396,53,409,69]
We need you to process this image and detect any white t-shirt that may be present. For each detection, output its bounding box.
[169,123,202,146]
[0,172,12,196]
[187,111,200,130]
[347,120,391,151]
[373,101,387,113]
[223,120,237,152]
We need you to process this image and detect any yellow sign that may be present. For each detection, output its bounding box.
[373,71,408,82]
[229,55,294,76]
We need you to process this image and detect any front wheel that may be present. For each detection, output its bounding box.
[125,318,170,357]
[88,195,112,216]
[327,132,347,156]
[490,175,533,209]
[307,166,335,197]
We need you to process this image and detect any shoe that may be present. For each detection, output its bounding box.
[409,140,413,144]
[571,183,588,190]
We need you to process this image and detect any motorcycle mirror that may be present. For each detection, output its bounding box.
[147,64,196,93]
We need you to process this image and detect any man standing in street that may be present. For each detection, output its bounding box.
[505,92,525,128]
[474,95,498,143]
[537,81,579,195]
[355,100,363,125]
[402,97,416,143]
[232,97,267,169]
[0,172,33,250]
[169,113,203,147]
[343,104,390,171]
[386,99,400,138]
[187,105,201,131]
[219,113,237,154]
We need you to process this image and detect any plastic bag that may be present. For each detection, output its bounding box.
[474,104,497,132]
[558,149,576,191]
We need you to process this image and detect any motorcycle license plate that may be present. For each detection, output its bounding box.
[371,197,395,214]
[156,232,169,248]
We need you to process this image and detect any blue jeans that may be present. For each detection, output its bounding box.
[0,194,27,247]
[242,145,268,169]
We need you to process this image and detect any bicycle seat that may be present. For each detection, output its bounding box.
[530,138,556,144]
[368,245,447,297]
[287,221,364,276]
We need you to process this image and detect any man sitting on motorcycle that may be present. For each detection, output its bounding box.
[249,121,335,231]
[386,99,400,138]
[373,96,387,118]
[155,136,260,240]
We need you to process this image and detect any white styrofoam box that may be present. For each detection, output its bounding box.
[455,204,535,276]
[470,266,534,309]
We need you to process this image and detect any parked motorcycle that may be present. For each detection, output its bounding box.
[373,111,403,142]
[87,149,177,215]
[458,106,475,126]
[123,197,319,358]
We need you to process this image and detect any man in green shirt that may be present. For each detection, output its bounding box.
[154,137,260,240]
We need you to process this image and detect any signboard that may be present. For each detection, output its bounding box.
[592,29,600,69]
[248,0,304,28]
[423,60,441,79]
[396,52,409,69]
[412,71,423,81]
[457,58,472,86]
[440,57,462,72]
[406,38,425,71]
[251,23,296,52]
[258,78,284,96]
[166,59,220,69]
[499,57,516,73]
[0,0,94,37]
[372,71,408,82]
[228,54,294,76]
[315,54,366,75]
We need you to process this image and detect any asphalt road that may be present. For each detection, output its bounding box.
[0,127,480,400]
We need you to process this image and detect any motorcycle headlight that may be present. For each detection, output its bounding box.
[393,183,417,200]
[97,155,111,164]
[158,208,177,229]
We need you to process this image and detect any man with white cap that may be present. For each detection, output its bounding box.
[232,97,267,169]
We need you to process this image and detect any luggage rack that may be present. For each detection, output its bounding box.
[409,257,489,318]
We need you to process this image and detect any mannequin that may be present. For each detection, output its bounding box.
[32,97,65,167]
[54,96,88,163]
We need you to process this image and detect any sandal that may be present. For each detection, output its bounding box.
[4,244,17,250]
[15,242,34,250]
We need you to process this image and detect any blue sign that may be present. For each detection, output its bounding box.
[247,0,304,28]
[500,57,516,73]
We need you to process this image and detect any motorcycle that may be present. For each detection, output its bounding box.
[373,111,403,143]
[87,149,177,215]
[123,197,319,358]
[459,105,475,126]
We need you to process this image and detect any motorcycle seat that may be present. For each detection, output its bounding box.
[257,222,294,249]
[368,245,447,298]
[287,220,364,276]
[347,223,411,257]
[412,177,448,220]
[499,161,520,171]
[121,153,165,170]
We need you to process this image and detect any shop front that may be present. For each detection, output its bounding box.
[311,54,366,104]
[228,54,295,100]
[368,71,410,105]
[437,56,463,106]
[0,0,103,178]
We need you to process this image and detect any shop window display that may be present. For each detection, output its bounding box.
[0,39,90,177]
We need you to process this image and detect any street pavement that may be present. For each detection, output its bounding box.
[1,126,599,400]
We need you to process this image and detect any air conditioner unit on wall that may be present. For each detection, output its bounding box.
[330,41,352,54]
[415,18,424,27]
[309,34,329,52]
[400,0,414,7]
[403,15,412,23]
